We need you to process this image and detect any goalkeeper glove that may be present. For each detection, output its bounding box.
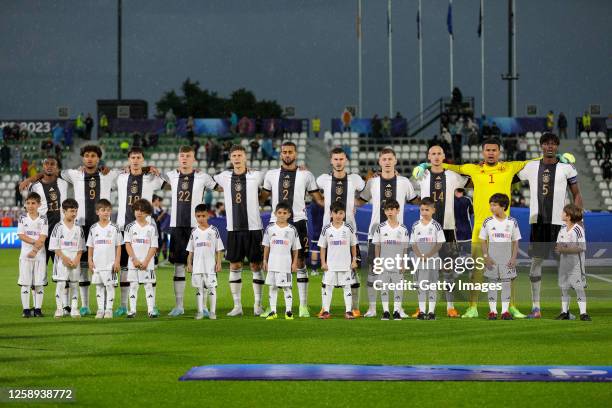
[412,162,430,179]
[557,152,576,164]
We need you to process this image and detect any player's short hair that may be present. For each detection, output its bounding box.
[330,201,346,214]
[489,193,510,211]
[25,192,41,203]
[132,198,153,215]
[43,156,58,165]
[379,147,396,157]
[481,138,502,149]
[127,146,144,157]
[179,145,195,154]
[330,147,346,158]
[419,197,435,208]
[281,141,297,150]
[152,194,162,202]
[275,201,293,214]
[383,199,400,210]
[540,132,560,146]
[195,203,208,214]
[61,198,78,210]
[563,204,583,223]
[455,188,465,195]
[229,144,246,154]
[95,199,112,211]
[80,144,102,158]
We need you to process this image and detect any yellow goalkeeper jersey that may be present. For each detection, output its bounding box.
[443,161,529,241]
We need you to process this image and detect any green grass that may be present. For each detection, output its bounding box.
[1,248,611,407]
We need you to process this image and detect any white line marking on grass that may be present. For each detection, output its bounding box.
[593,249,606,258]
[587,273,612,284]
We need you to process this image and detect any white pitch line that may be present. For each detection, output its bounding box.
[592,249,606,258]
[587,273,612,284]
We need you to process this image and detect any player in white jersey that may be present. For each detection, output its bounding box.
[17,193,48,318]
[49,199,85,318]
[160,145,218,317]
[186,204,224,320]
[318,202,359,320]
[214,145,265,317]
[262,203,301,320]
[114,147,166,317]
[410,198,446,320]
[372,199,410,320]
[261,141,323,318]
[357,147,418,317]
[316,147,365,317]
[413,145,468,318]
[479,194,521,321]
[554,204,590,321]
[124,199,159,319]
[86,199,122,319]
[517,133,583,319]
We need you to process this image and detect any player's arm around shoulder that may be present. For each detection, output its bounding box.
[442,162,479,176]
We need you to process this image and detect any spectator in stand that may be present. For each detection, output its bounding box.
[452,132,462,162]
[12,147,22,172]
[481,117,491,137]
[262,136,277,161]
[594,139,604,161]
[1,143,11,168]
[557,112,568,139]
[371,114,382,138]
[229,111,238,135]
[582,111,591,132]
[381,116,391,140]
[323,131,333,152]
[311,116,321,138]
[41,138,54,156]
[250,136,260,162]
[148,132,159,148]
[451,87,463,105]
[75,113,85,138]
[21,157,29,178]
[602,158,612,181]
[99,114,109,138]
[341,108,352,132]
[186,116,195,140]
[491,122,501,136]
[1,211,12,227]
[165,108,177,137]
[504,134,517,161]
[466,118,479,146]
[64,121,73,148]
[27,161,37,178]
[52,122,64,148]
[132,132,142,148]
[516,135,528,160]
[15,182,23,207]
[394,112,405,137]
[441,127,452,147]
[120,140,130,155]
[207,139,221,168]
[238,116,251,137]
[546,110,554,131]
[222,140,232,162]
[606,113,612,140]
[255,116,263,136]
[215,202,226,217]
[85,113,94,139]
[152,195,170,262]
[605,139,612,160]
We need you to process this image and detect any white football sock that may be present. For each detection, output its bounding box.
[323,286,332,312]
[63,282,69,308]
[202,290,209,311]
[80,285,90,308]
[343,285,352,313]
[530,258,543,309]
[121,286,129,308]
[393,289,403,313]
[196,288,204,313]
[380,290,389,313]
[321,284,326,307]
[96,285,105,312]
[20,286,30,309]
[444,272,454,308]
[105,284,115,312]
[70,282,79,310]
[55,283,65,310]
[208,287,217,314]
[367,283,377,306]
[252,270,264,307]
[269,286,278,313]
[144,283,155,313]
[575,287,587,314]
[129,282,139,314]
[561,287,570,313]
[34,286,44,309]
[283,287,293,312]
[488,287,497,313]
[418,288,426,313]
[501,281,511,314]
[428,289,437,314]
[296,268,308,307]
[174,264,186,309]
[229,269,242,307]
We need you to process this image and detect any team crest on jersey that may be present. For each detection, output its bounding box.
[235,181,242,191]
[50,191,57,201]
[282,176,291,189]
[384,184,393,198]
[89,179,97,188]
[131,183,138,193]
[335,180,344,195]
[543,170,551,184]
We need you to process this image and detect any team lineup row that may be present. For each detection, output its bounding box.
[16,133,586,321]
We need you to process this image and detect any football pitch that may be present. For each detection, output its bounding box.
[1,249,611,407]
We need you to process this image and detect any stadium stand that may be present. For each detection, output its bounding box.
[580,131,612,211]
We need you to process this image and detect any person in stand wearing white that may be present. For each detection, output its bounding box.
[114,147,165,317]
[123,199,159,319]
[260,141,323,318]
[554,204,590,321]
[87,199,122,319]
[410,198,445,320]
[479,194,521,321]
[316,147,365,317]
[17,192,48,318]
[49,199,85,318]
[160,145,218,317]
[412,145,468,318]
[186,204,224,320]
[214,145,265,316]
[517,133,582,319]
[318,201,359,320]
[372,199,410,320]
[357,147,418,318]
[262,202,301,320]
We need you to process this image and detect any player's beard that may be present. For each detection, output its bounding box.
[282,158,296,167]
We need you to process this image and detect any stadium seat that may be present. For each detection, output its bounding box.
[595,174,603,183]
[470,145,479,152]
[151,153,160,160]
[587,152,595,160]
[593,167,602,175]
[535,132,542,139]
[580,132,588,139]
[588,132,596,138]
[582,138,592,146]
[602,190,611,198]
[605,198,612,206]
[525,131,534,139]
[333,132,341,140]
[11,175,19,182]
[1,175,10,182]
[592,160,600,167]
[597,131,606,139]
[159,153,168,160]
[585,145,594,152]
